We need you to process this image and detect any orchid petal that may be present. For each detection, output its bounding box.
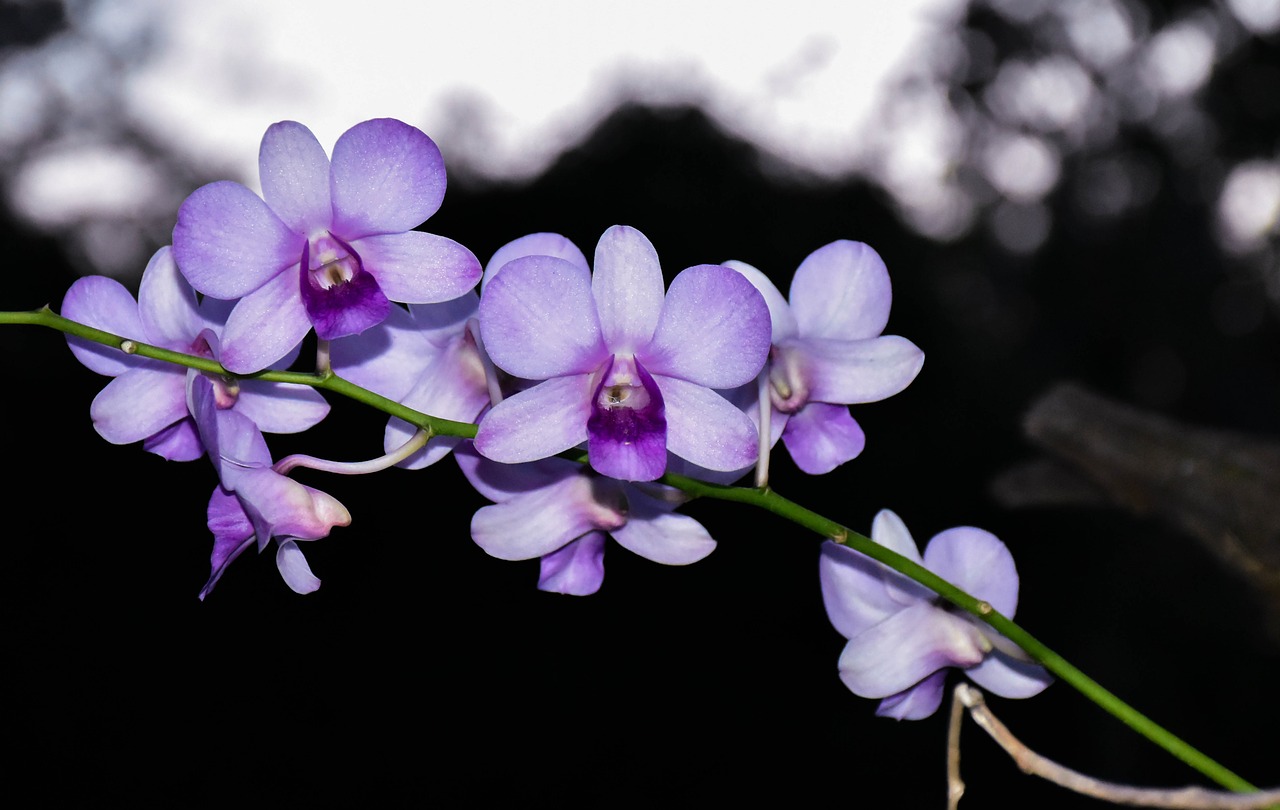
[474,375,593,464]
[470,475,626,561]
[258,120,333,234]
[142,418,204,461]
[330,118,446,237]
[876,671,949,720]
[965,651,1053,698]
[722,259,798,341]
[455,444,579,504]
[329,304,439,401]
[790,240,892,340]
[218,270,310,374]
[200,486,257,601]
[657,375,759,472]
[837,602,987,698]
[611,497,716,565]
[591,225,665,351]
[90,366,187,445]
[384,338,491,469]
[780,402,866,474]
[353,231,482,304]
[484,232,589,291]
[137,246,203,348]
[235,467,352,540]
[870,509,933,605]
[923,527,1020,616]
[235,381,330,434]
[301,254,390,340]
[538,533,607,596]
[587,357,667,482]
[819,540,903,639]
[276,539,322,595]
[407,293,479,346]
[797,335,925,405]
[61,275,147,376]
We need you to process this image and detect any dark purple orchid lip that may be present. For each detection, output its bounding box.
[586,354,668,481]
[300,233,391,340]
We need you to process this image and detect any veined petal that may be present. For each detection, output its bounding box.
[592,225,665,350]
[923,527,1020,616]
[484,232,589,292]
[643,264,771,388]
[235,381,330,434]
[218,270,311,374]
[137,246,203,348]
[474,375,593,464]
[61,275,147,376]
[259,120,333,234]
[276,539,322,595]
[329,118,446,238]
[538,533,607,596]
[90,366,187,445]
[790,240,892,340]
[819,540,902,639]
[722,259,798,341]
[470,475,626,561]
[876,671,948,720]
[965,651,1052,698]
[797,335,925,405]
[173,180,303,299]
[780,402,866,474]
[611,495,716,565]
[658,375,759,472]
[837,602,987,698]
[479,255,606,379]
[353,231,482,304]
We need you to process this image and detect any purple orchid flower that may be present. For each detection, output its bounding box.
[725,240,924,474]
[475,225,771,482]
[190,375,349,599]
[172,118,483,373]
[61,246,329,461]
[819,509,1051,720]
[456,444,715,595]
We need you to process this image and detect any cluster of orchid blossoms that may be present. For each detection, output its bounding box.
[59,117,1050,719]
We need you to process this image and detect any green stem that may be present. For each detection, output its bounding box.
[3,307,1266,795]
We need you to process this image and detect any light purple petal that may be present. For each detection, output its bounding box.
[797,335,925,405]
[330,303,438,401]
[538,533,607,596]
[137,246,202,348]
[722,259,798,341]
[90,366,187,445]
[870,509,933,606]
[235,466,352,540]
[923,527,1020,617]
[790,240,892,340]
[61,275,146,376]
[819,540,902,640]
[173,180,303,299]
[876,671,948,720]
[474,375,593,464]
[353,231,482,304]
[191,377,273,488]
[837,602,987,698]
[610,496,716,565]
[142,418,204,461]
[470,475,626,561]
[657,375,759,472]
[276,538,322,595]
[591,225,665,351]
[484,232,589,292]
[385,337,491,469]
[258,120,333,234]
[965,651,1052,698]
[781,402,866,474]
[455,443,579,503]
[235,381,330,434]
[408,293,479,345]
[218,270,310,374]
[643,264,771,388]
[479,255,606,379]
[200,485,257,601]
[329,118,446,238]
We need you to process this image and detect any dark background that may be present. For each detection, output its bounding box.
[4,1,1280,807]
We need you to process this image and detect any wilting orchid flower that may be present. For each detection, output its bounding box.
[475,225,771,482]
[819,509,1051,719]
[61,246,328,461]
[726,241,924,474]
[173,118,482,373]
[457,445,715,595]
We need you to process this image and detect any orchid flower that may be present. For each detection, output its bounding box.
[172,118,483,373]
[457,444,715,595]
[726,241,924,474]
[819,509,1051,719]
[61,246,328,461]
[475,225,771,482]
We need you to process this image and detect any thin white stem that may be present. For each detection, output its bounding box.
[274,429,431,476]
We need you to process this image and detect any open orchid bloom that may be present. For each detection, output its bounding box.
[819,509,1051,719]
[456,444,715,595]
[61,246,329,461]
[173,118,482,373]
[474,225,771,482]
[725,241,924,474]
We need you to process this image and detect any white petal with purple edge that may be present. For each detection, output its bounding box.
[790,240,893,341]
[137,247,203,348]
[965,651,1052,698]
[90,366,187,445]
[837,602,987,698]
[329,118,446,238]
[799,335,925,405]
[538,533,607,596]
[658,375,759,472]
[781,402,866,474]
[235,381,330,434]
[474,375,593,464]
[484,232,588,291]
[592,225,665,351]
[819,540,902,639]
[353,231,482,304]
[258,121,333,234]
[61,275,147,376]
[644,264,771,388]
[471,475,624,561]
[923,526,1020,616]
[218,270,310,374]
[722,260,799,341]
[276,539,322,595]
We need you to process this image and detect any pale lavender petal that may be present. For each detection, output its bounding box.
[408,293,479,346]
[329,118,446,238]
[258,120,333,234]
[235,381,330,434]
[658,375,759,472]
[200,485,257,601]
[353,231,482,304]
[474,375,593,464]
[610,500,716,565]
[876,671,948,720]
[61,275,146,376]
[330,303,438,401]
[479,255,606,378]
[191,377,273,488]
[790,240,892,340]
[592,225,665,350]
[455,443,579,503]
[142,418,204,461]
[587,356,667,482]
[781,402,866,474]
[538,533,607,596]
[173,180,303,299]
[643,264,771,388]
[218,270,310,374]
[235,466,352,540]
[819,540,902,639]
[798,335,925,405]
[837,602,987,698]
[470,475,625,561]
[385,338,491,469]
[276,538,322,594]
[965,651,1052,698]
[722,260,798,341]
[90,366,187,445]
[870,509,933,606]
[923,527,1020,616]
[137,246,202,348]
[484,232,589,292]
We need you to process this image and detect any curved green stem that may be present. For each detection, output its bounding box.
[3,307,1267,795]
